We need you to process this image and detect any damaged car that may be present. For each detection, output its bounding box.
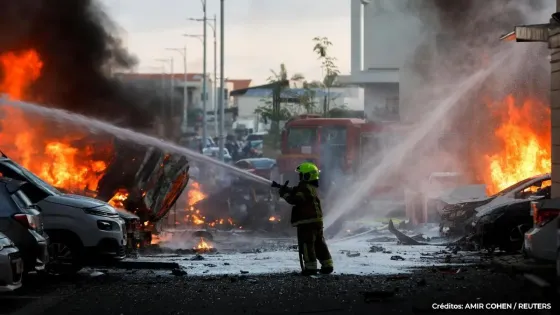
[440,173,551,236]
[522,198,560,261]
[90,141,190,246]
[0,232,22,292]
[468,181,551,253]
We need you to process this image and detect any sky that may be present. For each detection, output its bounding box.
[100,0,351,85]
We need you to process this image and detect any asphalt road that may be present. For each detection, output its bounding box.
[3,265,556,315]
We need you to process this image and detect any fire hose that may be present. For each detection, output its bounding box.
[271,180,304,272]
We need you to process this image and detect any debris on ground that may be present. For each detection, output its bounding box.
[191,254,205,261]
[369,245,385,253]
[366,236,396,243]
[346,252,361,257]
[240,270,249,274]
[390,255,405,261]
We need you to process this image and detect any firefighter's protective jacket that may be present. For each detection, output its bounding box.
[279,181,323,226]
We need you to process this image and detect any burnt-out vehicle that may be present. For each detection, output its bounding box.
[467,185,550,253]
[95,141,190,245]
[192,180,290,232]
[440,174,551,236]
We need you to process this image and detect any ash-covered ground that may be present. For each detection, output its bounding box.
[140,223,480,276]
[4,223,556,315]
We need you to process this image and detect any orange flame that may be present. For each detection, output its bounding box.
[0,49,112,193]
[150,233,172,245]
[483,95,551,194]
[108,189,129,209]
[195,237,212,250]
[187,181,207,205]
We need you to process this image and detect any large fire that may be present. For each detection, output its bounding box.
[0,49,112,193]
[483,95,551,194]
[182,181,235,228]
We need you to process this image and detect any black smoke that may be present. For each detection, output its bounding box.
[407,0,549,93]
[403,0,550,183]
[0,0,156,129]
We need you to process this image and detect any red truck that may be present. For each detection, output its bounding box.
[276,115,408,196]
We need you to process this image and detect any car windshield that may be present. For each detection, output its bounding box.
[3,160,60,195]
[250,140,263,149]
[247,134,265,141]
[250,159,275,169]
[287,127,316,149]
[490,176,544,198]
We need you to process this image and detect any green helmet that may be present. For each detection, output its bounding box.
[295,162,320,181]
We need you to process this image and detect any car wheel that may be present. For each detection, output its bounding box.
[45,233,83,276]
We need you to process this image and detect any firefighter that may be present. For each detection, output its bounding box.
[272,162,333,275]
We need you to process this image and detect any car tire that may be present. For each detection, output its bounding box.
[45,231,84,276]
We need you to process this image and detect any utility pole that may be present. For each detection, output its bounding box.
[218,0,225,161]
[201,0,208,146]
[166,47,189,134]
[169,57,174,122]
[156,59,172,137]
[187,15,217,137]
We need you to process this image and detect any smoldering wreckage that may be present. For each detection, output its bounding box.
[0,0,557,284]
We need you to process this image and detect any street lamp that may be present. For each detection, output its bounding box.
[156,57,174,118]
[166,47,189,134]
[198,0,208,145]
[155,58,172,137]
[183,33,208,142]
[218,0,225,161]
[188,15,218,138]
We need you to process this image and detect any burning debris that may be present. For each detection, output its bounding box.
[108,189,129,209]
[194,237,216,254]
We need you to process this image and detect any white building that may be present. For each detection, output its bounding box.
[338,0,426,121]
[232,87,361,120]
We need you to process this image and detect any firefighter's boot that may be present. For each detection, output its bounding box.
[320,266,333,274]
[301,269,318,276]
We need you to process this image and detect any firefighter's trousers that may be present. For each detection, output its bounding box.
[297,222,333,271]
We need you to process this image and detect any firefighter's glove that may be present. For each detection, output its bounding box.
[271,181,281,189]
[278,181,290,196]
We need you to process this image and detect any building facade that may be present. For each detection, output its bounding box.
[116,72,251,137]
[339,0,426,121]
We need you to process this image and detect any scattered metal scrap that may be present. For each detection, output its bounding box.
[387,219,465,246]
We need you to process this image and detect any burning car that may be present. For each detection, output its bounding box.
[468,183,550,253]
[440,173,551,236]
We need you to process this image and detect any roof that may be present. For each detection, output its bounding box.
[228,79,252,90]
[115,73,252,88]
[115,73,205,82]
[237,88,343,98]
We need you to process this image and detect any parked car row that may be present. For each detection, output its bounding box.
[0,155,128,292]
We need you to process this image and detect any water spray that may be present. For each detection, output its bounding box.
[323,52,512,233]
[0,95,272,187]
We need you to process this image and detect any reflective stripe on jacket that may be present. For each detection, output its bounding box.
[280,182,323,226]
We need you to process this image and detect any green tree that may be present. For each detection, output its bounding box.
[313,36,341,116]
[254,63,321,147]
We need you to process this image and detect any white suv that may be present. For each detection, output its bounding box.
[0,157,126,274]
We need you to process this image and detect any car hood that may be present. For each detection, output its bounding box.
[44,194,112,210]
[475,196,527,218]
[436,184,488,205]
[116,208,140,220]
